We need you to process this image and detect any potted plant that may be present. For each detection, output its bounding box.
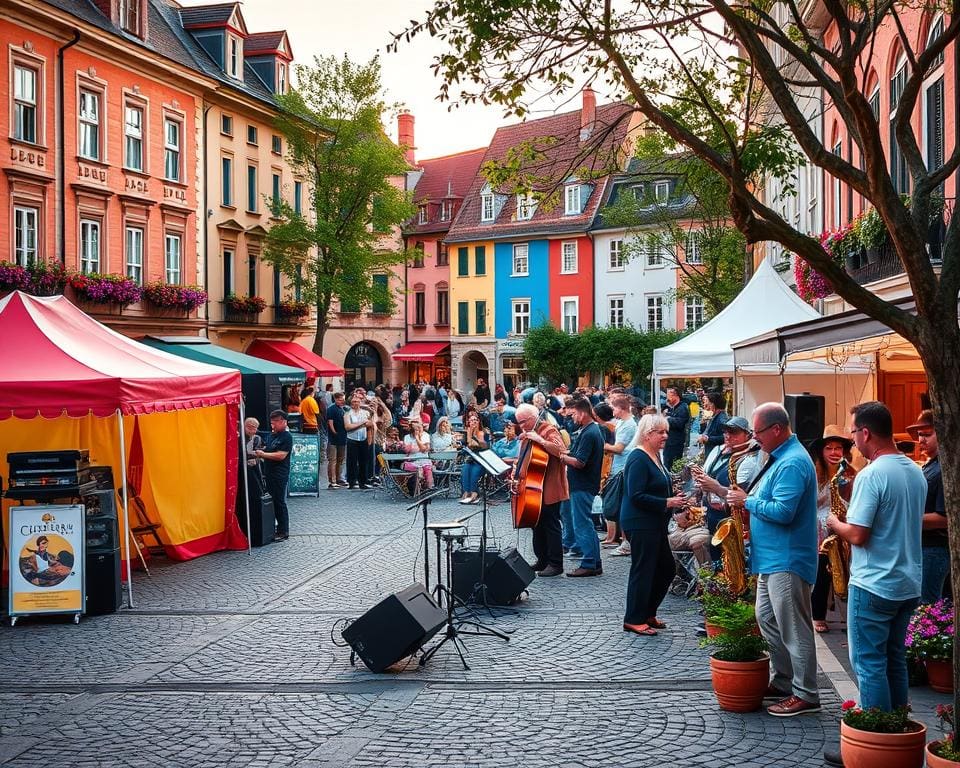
[794,257,833,303]
[69,273,143,307]
[143,282,208,313]
[696,570,741,637]
[928,704,960,767]
[702,599,769,712]
[277,299,310,319]
[224,293,267,315]
[906,599,954,693]
[839,701,926,768]
[855,208,887,265]
[0,260,69,297]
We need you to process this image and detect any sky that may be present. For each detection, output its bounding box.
[233,0,590,161]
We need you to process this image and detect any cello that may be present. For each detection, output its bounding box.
[511,410,549,528]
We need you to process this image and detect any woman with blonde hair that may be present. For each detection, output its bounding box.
[431,417,459,452]
[403,418,435,489]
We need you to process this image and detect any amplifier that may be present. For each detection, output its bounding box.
[86,514,119,552]
[85,548,122,615]
[7,450,96,500]
[452,546,535,606]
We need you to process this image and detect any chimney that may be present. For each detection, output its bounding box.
[397,110,416,166]
[580,86,596,142]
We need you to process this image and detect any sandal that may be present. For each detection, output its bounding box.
[814,621,830,634]
[647,617,668,629]
[623,622,658,636]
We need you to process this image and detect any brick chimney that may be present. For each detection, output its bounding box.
[580,86,596,142]
[397,110,416,166]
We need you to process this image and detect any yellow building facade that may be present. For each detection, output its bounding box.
[448,241,496,394]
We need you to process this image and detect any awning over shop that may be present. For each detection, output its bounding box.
[393,341,450,361]
[246,339,344,377]
[141,337,305,383]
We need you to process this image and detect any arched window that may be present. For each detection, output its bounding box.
[889,53,909,193]
[923,16,945,175]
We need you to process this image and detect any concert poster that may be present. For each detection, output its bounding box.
[8,505,85,618]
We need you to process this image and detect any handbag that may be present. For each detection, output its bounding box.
[600,469,625,522]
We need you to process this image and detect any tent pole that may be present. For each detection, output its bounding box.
[239,399,252,555]
[116,410,134,608]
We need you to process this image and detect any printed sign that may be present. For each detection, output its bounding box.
[8,505,85,617]
[287,432,320,497]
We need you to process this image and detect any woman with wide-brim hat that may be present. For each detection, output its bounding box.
[808,425,857,633]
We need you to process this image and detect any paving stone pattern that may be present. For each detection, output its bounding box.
[0,489,843,767]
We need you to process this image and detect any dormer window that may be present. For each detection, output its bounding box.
[277,62,287,94]
[654,180,670,202]
[440,201,452,221]
[516,192,536,221]
[481,191,495,222]
[228,34,243,80]
[119,0,142,36]
[564,184,582,215]
[417,205,428,225]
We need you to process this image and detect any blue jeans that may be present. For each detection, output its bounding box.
[848,585,918,710]
[560,499,577,552]
[570,489,601,570]
[921,546,950,604]
[461,461,483,493]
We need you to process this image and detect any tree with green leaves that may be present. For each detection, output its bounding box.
[398,0,960,699]
[264,55,415,355]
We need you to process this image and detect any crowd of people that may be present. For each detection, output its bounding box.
[250,376,943,761]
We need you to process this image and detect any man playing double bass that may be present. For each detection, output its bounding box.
[515,403,569,578]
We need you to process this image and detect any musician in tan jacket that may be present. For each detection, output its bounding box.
[515,403,569,577]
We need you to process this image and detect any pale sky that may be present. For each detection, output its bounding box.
[234,0,591,161]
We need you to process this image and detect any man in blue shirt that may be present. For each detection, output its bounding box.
[726,402,819,717]
[559,397,605,577]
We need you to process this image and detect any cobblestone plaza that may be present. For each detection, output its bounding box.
[2,491,848,767]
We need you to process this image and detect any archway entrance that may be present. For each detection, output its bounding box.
[345,342,383,392]
[459,350,489,396]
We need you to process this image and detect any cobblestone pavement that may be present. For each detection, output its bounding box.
[0,488,846,767]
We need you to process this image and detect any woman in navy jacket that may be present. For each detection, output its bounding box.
[620,414,687,635]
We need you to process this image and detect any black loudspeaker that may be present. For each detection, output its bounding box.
[85,514,119,552]
[237,474,275,547]
[452,546,535,606]
[785,393,825,446]
[85,548,122,615]
[88,465,115,491]
[83,489,117,517]
[341,584,446,672]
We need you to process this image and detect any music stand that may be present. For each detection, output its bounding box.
[407,486,450,593]
[461,447,510,606]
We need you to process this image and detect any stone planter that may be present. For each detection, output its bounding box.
[709,653,769,712]
[840,720,926,768]
[925,659,954,693]
[927,741,960,768]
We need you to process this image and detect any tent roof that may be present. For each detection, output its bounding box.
[246,339,343,377]
[653,259,821,378]
[141,336,305,383]
[0,292,241,419]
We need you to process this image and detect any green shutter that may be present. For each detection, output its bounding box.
[372,274,389,314]
[458,247,469,276]
[475,300,486,335]
[457,301,469,335]
[475,245,486,276]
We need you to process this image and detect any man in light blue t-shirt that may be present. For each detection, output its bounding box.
[827,401,925,715]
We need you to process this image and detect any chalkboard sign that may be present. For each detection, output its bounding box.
[287,432,320,496]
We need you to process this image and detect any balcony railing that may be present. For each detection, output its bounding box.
[844,199,951,285]
[223,306,260,324]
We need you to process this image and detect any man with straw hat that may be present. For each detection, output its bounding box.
[906,409,948,604]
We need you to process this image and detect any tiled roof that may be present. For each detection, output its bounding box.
[179,2,236,28]
[406,148,486,236]
[245,31,286,55]
[445,101,635,243]
[591,156,699,231]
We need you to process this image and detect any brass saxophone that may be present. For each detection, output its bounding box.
[710,443,755,596]
[819,459,851,601]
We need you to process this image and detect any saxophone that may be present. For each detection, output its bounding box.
[819,459,851,601]
[710,443,755,596]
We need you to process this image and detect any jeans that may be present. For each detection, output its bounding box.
[848,585,918,710]
[921,546,950,604]
[756,571,819,703]
[263,472,289,536]
[326,443,345,484]
[461,461,483,493]
[570,489,601,570]
[560,499,577,552]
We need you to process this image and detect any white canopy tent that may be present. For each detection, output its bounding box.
[651,259,822,399]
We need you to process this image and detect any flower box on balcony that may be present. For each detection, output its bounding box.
[69,273,142,308]
[143,282,207,314]
[0,260,69,297]
[274,300,310,325]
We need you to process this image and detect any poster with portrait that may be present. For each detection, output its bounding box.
[8,505,85,618]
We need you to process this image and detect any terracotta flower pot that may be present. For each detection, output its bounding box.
[927,741,960,768]
[705,621,722,638]
[840,720,926,768]
[709,653,770,712]
[925,659,954,693]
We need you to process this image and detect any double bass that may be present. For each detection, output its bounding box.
[511,410,549,528]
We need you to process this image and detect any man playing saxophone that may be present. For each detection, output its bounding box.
[726,403,820,718]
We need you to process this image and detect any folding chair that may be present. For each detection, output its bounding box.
[374,453,422,501]
[429,451,459,497]
[670,549,702,597]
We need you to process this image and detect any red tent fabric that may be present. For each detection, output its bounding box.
[0,291,241,419]
[246,339,344,377]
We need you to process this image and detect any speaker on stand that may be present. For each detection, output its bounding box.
[785,393,825,447]
[452,546,535,606]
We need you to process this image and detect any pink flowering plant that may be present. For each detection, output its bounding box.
[69,273,143,306]
[224,294,267,314]
[840,700,917,733]
[277,299,310,318]
[0,260,69,296]
[143,282,207,312]
[905,599,954,662]
[932,704,960,761]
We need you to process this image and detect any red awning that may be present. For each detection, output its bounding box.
[246,339,343,377]
[393,341,450,361]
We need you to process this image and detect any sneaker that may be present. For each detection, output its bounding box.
[273,533,289,542]
[538,565,563,577]
[610,543,631,556]
[563,550,583,558]
[766,696,821,717]
[763,685,791,702]
[358,484,372,490]
[348,485,358,490]
[327,483,337,490]
[338,481,349,488]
